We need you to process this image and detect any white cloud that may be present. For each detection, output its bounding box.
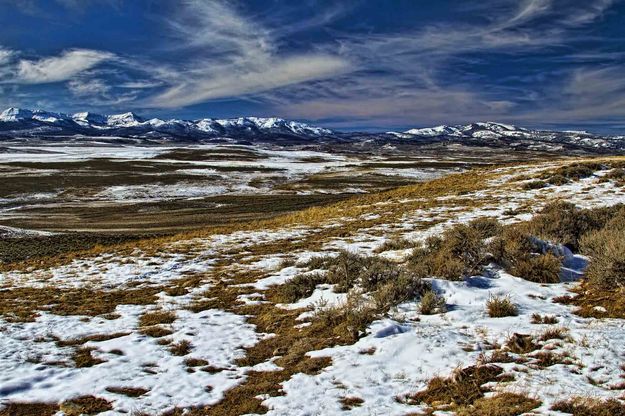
[0,47,12,64]
[67,78,111,96]
[260,0,620,127]
[144,0,351,108]
[17,49,114,84]
[150,54,350,108]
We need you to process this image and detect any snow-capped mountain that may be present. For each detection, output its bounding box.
[1,108,624,152]
[387,121,625,152]
[0,108,334,141]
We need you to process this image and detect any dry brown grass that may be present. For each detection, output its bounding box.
[169,340,192,356]
[401,364,506,408]
[0,403,59,416]
[580,211,625,289]
[371,271,429,312]
[489,228,561,284]
[373,237,416,253]
[419,290,447,315]
[530,351,573,367]
[274,272,326,303]
[530,313,558,324]
[59,396,112,416]
[184,358,210,367]
[537,326,569,341]
[72,347,105,368]
[555,282,625,319]
[55,332,129,347]
[468,217,503,239]
[456,392,541,416]
[0,286,161,322]
[139,310,176,326]
[486,295,518,318]
[339,396,365,410]
[141,326,173,338]
[505,333,537,354]
[104,386,149,397]
[551,397,625,415]
[409,224,486,280]
[526,202,622,252]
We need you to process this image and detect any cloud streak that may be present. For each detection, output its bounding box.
[0,0,623,131]
[264,0,621,127]
[3,49,115,84]
[143,0,351,108]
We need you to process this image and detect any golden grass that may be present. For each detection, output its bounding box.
[400,364,506,407]
[72,347,105,368]
[339,396,365,410]
[59,396,112,416]
[555,282,625,319]
[419,289,447,315]
[0,403,59,416]
[486,295,518,318]
[0,286,161,322]
[169,340,193,356]
[551,397,625,415]
[139,310,177,326]
[104,386,149,397]
[456,392,540,416]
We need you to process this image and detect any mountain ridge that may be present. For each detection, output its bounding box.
[1,107,625,152]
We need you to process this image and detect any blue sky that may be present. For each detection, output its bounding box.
[0,0,624,132]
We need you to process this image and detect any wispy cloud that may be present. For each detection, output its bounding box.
[0,0,622,130]
[518,65,625,124]
[16,49,115,84]
[143,0,351,108]
[0,0,123,14]
[266,0,621,127]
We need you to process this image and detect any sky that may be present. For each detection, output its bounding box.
[0,0,624,133]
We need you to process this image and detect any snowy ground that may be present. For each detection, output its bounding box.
[1,158,625,414]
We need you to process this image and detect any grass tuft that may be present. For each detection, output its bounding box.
[486,295,518,318]
[59,396,112,416]
[169,340,193,356]
[456,392,541,416]
[551,397,625,415]
[401,364,505,407]
[419,289,447,315]
[105,386,149,397]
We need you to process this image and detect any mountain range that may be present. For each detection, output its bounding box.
[1,107,624,152]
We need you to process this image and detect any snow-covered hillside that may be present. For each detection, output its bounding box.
[1,108,625,152]
[0,108,333,140]
[391,121,625,151]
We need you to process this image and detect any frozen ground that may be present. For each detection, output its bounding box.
[0,143,462,234]
[1,157,625,414]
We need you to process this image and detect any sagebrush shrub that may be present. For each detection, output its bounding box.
[486,295,518,317]
[525,202,622,251]
[372,272,429,311]
[313,291,378,341]
[419,290,447,315]
[489,227,561,283]
[278,272,326,303]
[326,251,373,292]
[468,217,503,239]
[581,220,625,289]
[409,224,485,280]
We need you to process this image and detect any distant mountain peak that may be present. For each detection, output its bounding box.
[0,107,34,121]
[0,107,334,140]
